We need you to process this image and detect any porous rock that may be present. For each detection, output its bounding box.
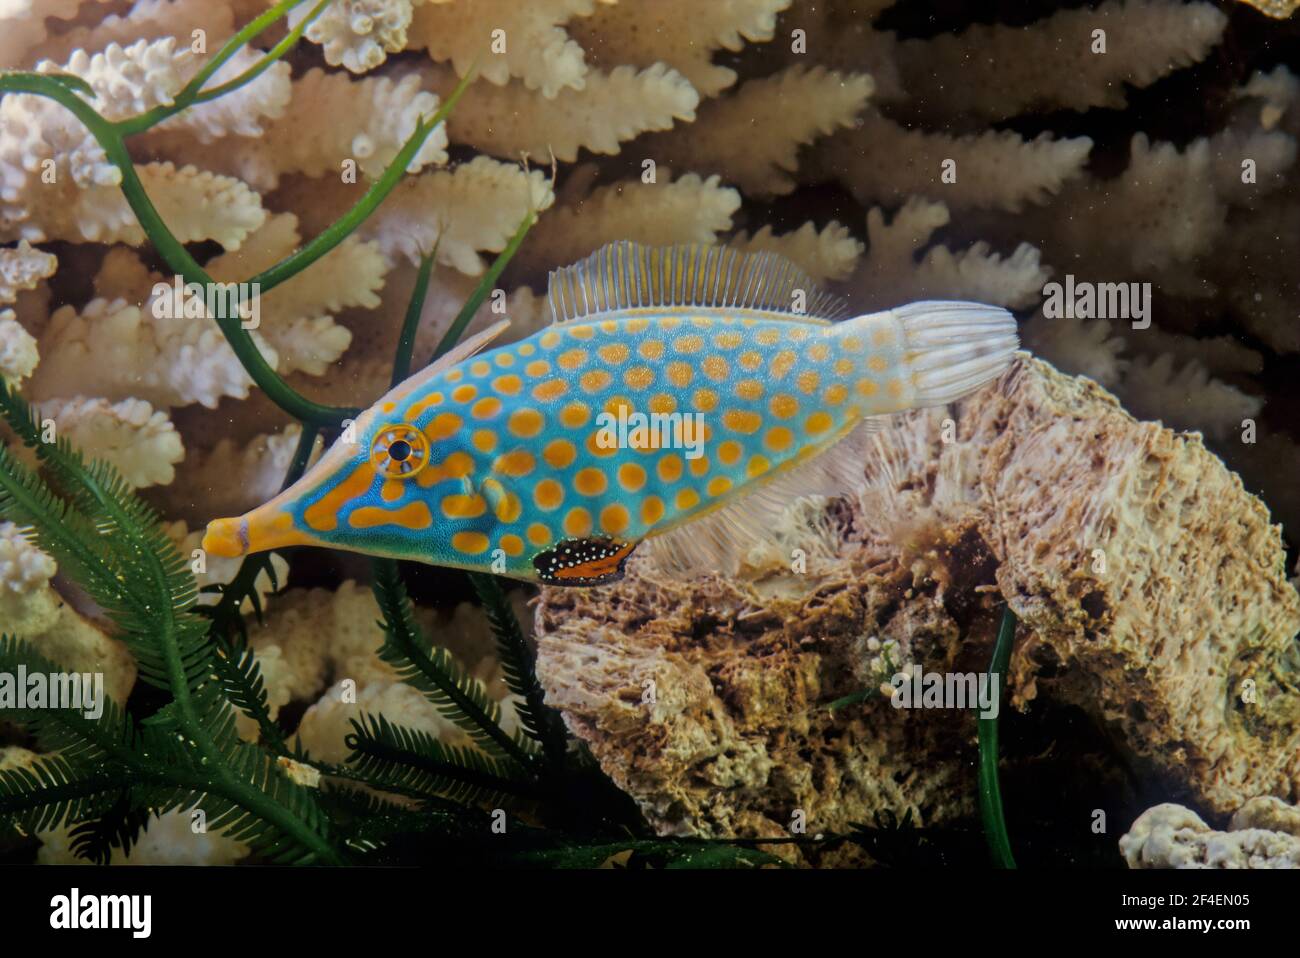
[533,356,1300,849]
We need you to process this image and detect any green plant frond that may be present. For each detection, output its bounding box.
[370,558,540,769]
[139,683,243,761]
[0,446,138,617]
[123,737,336,865]
[469,572,566,766]
[0,385,213,696]
[0,754,130,835]
[210,643,286,754]
[0,636,140,761]
[320,782,483,854]
[345,713,535,807]
[67,792,153,865]
[0,378,200,614]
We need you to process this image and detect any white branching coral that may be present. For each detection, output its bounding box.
[570,0,789,98]
[0,0,116,68]
[262,68,446,181]
[46,37,189,121]
[36,396,184,487]
[1117,354,1262,441]
[20,0,236,70]
[424,62,700,161]
[891,0,1228,126]
[515,173,741,275]
[1022,313,1128,390]
[0,242,55,381]
[408,0,600,98]
[1127,327,1264,378]
[293,0,422,75]
[0,241,58,304]
[155,49,292,143]
[38,806,251,865]
[405,265,543,358]
[27,294,275,409]
[0,309,39,382]
[816,114,1093,213]
[264,580,528,766]
[0,522,136,703]
[731,221,863,284]
[846,199,1049,310]
[0,520,56,617]
[372,156,555,271]
[642,65,872,196]
[205,213,388,376]
[1121,800,1300,869]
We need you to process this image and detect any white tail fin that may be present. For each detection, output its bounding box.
[893,300,1018,406]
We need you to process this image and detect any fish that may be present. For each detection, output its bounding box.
[201,241,1019,586]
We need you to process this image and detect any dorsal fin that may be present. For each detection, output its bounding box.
[426,318,511,375]
[546,242,849,325]
[383,319,511,406]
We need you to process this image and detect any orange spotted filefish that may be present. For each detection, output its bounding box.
[202,242,1018,585]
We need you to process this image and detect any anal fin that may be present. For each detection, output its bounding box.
[646,416,886,577]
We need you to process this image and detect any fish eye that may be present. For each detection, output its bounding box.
[370,424,429,479]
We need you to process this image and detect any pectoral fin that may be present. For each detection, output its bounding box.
[533,537,637,586]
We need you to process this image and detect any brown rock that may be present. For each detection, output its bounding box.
[534,356,1300,848]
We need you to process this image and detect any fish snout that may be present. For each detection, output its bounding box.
[202,505,312,559]
[202,516,249,558]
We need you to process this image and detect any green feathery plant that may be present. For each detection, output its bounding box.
[0,2,787,867]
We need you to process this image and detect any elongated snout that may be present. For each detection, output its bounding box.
[201,503,315,558]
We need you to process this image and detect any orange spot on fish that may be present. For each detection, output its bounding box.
[560,401,590,428]
[722,410,763,434]
[564,507,593,537]
[508,408,544,437]
[349,501,433,530]
[541,439,576,470]
[641,496,665,526]
[599,504,630,535]
[427,412,462,440]
[534,479,564,511]
[574,468,608,496]
[496,449,537,476]
[452,531,490,555]
[305,462,375,532]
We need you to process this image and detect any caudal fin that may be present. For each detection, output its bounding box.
[893,300,1019,407]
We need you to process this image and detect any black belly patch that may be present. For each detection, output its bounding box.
[533,537,637,586]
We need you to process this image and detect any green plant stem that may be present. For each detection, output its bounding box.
[207,423,317,636]
[469,572,566,770]
[29,691,341,863]
[193,0,331,104]
[430,208,538,364]
[249,70,475,295]
[0,69,346,425]
[113,0,311,136]
[391,253,436,387]
[371,558,540,772]
[0,66,474,426]
[346,731,542,800]
[979,606,1018,869]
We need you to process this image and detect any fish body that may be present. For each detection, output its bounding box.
[203,243,1018,585]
